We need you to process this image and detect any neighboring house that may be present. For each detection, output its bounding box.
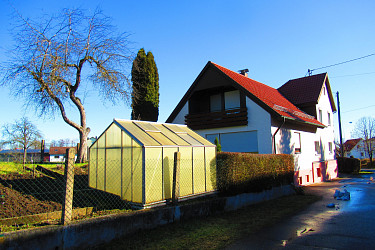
[166,61,337,186]
[344,138,374,159]
[49,147,77,162]
[0,148,49,163]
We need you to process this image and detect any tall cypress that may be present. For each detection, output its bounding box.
[131,48,159,121]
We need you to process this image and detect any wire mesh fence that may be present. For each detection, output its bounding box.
[0,152,216,232]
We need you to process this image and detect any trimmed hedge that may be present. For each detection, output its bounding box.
[216,152,294,195]
[337,157,361,174]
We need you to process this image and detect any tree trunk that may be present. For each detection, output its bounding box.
[76,128,89,163]
[23,147,27,170]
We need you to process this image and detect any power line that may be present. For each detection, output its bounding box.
[331,71,375,78]
[307,52,375,75]
[343,104,375,113]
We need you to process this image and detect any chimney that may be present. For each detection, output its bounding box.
[238,69,249,77]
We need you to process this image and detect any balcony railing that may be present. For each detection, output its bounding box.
[185,107,248,130]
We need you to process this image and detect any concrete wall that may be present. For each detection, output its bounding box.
[0,185,295,250]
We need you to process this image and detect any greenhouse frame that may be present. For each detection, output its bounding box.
[89,119,217,208]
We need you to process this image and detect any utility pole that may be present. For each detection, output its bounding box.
[336,91,344,157]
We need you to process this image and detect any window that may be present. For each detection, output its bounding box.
[314,141,321,154]
[361,152,364,157]
[318,109,323,123]
[224,90,240,110]
[294,132,301,153]
[328,142,333,154]
[327,112,331,126]
[210,94,222,112]
[54,156,59,159]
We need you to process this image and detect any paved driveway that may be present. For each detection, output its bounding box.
[226,170,375,250]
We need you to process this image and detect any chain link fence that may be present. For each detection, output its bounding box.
[0,151,216,232]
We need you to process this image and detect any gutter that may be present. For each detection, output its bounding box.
[272,117,286,154]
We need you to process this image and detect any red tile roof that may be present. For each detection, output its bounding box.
[343,138,361,152]
[211,62,325,127]
[49,147,76,155]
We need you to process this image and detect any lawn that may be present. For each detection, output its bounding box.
[93,194,321,250]
[0,162,87,175]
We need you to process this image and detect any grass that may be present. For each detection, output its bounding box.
[0,162,87,175]
[94,194,321,250]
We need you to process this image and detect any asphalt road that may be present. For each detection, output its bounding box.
[226,170,375,250]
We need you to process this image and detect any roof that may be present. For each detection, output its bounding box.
[167,61,325,128]
[278,73,337,111]
[343,138,361,152]
[0,149,49,154]
[49,147,76,155]
[112,119,214,147]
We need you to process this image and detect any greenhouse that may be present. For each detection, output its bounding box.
[89,119,217,208]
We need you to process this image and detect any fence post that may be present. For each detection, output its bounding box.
[172,151,180,205]
[61,148,76,225]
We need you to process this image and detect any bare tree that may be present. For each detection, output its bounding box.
[1,117,43,166]
[0,8,133,162]
[352,117,375,165]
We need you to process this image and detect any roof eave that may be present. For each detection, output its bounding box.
[283,116,325,129]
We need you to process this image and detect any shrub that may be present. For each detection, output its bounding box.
[360,159,375,169]
[337,157,361,174]
[216,152,294,195]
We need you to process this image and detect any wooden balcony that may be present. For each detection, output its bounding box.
[185,107,248,130]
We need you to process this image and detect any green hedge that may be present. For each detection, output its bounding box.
[337,157,361,174]
[216,152,294,195]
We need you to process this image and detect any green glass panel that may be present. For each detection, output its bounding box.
[156,124,189,145]
[179,126,214,146]
[122,147,132,201]
[145,148,163,203]
[162,147,178,200]
[179,133,203,145]
[193,147,205,194]
[205,147,217,191]
[97,148,105,190]
[88,143,97,188]
[105,148,122,196]
[116,120,159,146]
[147,132,175,145]
[132,143,143,203]
[122,130,132,147]
[106,123,121,148]
[134,121,160,132]
[179,147,193,197]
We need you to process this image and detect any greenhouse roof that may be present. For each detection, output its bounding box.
[113,119,215,147]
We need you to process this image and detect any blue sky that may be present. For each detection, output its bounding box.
[0,0,374,145]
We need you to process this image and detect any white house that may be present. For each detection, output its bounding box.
[166,61,338,186]
[49,146,77,162]
[344,138,374,159]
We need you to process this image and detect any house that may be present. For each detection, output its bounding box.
[166,61,338,186]
[0,148,49,163]
[344,138,374,159]
[49,146,77,162]
[89,119,216,208]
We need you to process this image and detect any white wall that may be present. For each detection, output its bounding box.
[172,102,189,125]
[272,82,336,172]
[184,96,273,154]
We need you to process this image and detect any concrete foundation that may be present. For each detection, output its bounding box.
[0,185,295,250]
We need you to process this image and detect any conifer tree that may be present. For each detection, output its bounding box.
[131,48,159,121]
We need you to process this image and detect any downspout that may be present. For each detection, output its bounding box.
[272,117,286,154]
